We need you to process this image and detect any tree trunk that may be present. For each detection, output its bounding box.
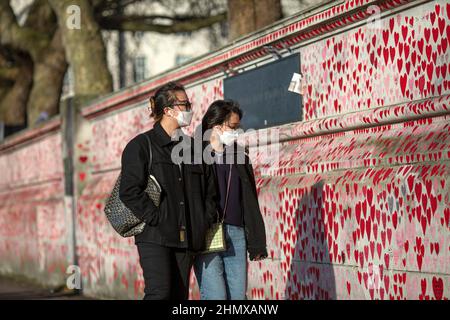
[27,29,68,125]
[0,0,67,126]
[49,0,113,107]
[0,2,36,126]
[0,58,33,126]
[228,0,282,41]
[24,1,68,125]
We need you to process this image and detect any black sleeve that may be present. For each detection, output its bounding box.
[246,158,268,261]
[119,136,159,226]
[249,247,269,261]
[203,162,218,228]
[246,156,259,196]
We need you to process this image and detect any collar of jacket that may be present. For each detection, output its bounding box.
[152,121,188,147]
[210,143,247,155]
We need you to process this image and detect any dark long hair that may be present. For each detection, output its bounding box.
[200,99,243,137]
[149,82,185,122]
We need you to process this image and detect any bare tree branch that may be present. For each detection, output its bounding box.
[93,0,144,15]
[98,11,227,33]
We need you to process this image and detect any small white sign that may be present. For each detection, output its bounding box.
[288,73,303,95]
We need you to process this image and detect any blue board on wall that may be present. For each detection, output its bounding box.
[224,53,302,131]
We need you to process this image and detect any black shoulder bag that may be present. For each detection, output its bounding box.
[104,134,161,237]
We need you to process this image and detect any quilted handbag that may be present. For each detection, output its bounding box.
[203,164,232,254]
[104,134,161,237]
[203,222,226,254]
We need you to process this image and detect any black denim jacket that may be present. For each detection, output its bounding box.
[119,122,216,252]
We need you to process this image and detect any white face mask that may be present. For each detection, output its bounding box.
[219,129,239,146]
[170,110,193,127]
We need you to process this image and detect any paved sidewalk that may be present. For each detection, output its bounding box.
[0,276,93,300]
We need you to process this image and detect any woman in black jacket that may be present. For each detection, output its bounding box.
[194,99,267,300]
[119,82,216,300]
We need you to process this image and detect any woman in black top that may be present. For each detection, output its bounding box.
[119,82,216,300]
[194,100,267,300]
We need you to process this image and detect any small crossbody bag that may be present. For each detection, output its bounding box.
[202,164,232,254]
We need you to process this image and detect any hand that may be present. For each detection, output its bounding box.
[253,254,264,261]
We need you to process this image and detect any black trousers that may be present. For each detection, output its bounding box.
[136,242,193,300]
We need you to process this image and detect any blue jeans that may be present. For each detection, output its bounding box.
[194,224,248,300]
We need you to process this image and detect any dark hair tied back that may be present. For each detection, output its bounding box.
[148,82,186,122]
[149,96,156,117]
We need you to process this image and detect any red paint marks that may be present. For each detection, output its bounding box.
[79,156,88,163]
[415,237,425,271]
[432,277,444,300]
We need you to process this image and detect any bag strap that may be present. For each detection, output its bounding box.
[220,164,233,223]
[142,133,153,174]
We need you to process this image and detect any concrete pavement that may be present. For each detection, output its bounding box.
[0,276,93,300]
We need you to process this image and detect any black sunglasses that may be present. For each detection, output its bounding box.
[171,101,192,110]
